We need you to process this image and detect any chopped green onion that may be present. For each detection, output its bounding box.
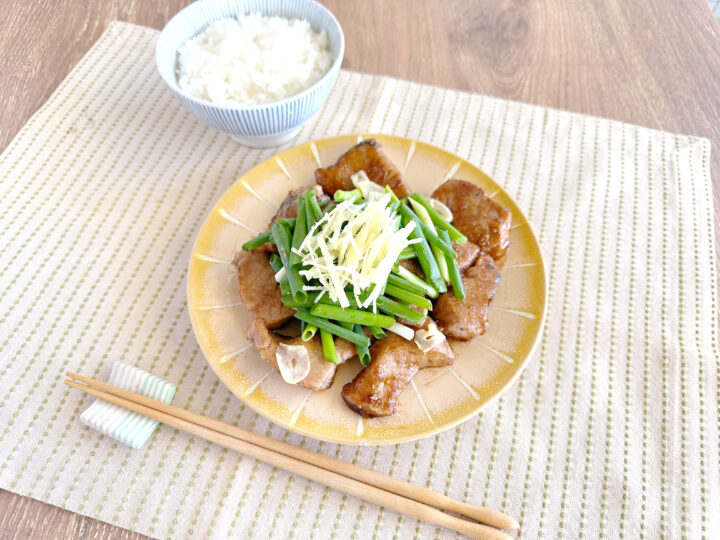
[306,190,323,221]
[310,304,395,328]
[440,228,465,300]
[304,191,317,231]
[314,291,363,309]
[275,217,297,229]
[409,198,450,283]
[334,188,362,203]
[397,246,415,260]
[367,325,387,339]
[301,323,317,341]
[268,253,282,272]
[383,283,432,310]
[282,293,324,309]
[436,246,450,284]
[401,202,456,260]
[289,199,307,268]
[385,185,401,203]
[320,329,339,363]
[376,295,426,325]
[242,230,273,251]
[269,254,290,296]
[398,208,446,293]
[387,271,435,297]
[408,193,467,243]
[271,221,306,303]
[293,312,370,348]
[279,281,291,297]
[354,323,371,366]
[338,321,371,367]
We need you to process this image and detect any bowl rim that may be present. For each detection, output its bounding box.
[155,0,345,112]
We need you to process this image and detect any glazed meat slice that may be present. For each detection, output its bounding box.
[248,319,356,390]
[341,321,454,417]
[432,254,500,340]
[453,241,481,273]
[314,139,410,197]
[233,250,294,329]
[270,185,328,227]
[432,179,511,260]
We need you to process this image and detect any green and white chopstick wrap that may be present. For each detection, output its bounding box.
[79,361,176,449]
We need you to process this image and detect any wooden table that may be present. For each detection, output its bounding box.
[1,0,719,538]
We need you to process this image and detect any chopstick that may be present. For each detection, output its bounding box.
[67,372,516,530]
[65,373,518,540]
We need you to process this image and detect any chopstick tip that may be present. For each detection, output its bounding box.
[490,512,519,531]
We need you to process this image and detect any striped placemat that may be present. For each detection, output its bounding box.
[0,21,718,539]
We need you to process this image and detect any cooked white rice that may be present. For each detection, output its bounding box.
[176,13,333,105]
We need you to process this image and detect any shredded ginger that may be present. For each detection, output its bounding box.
[295,192,418,310]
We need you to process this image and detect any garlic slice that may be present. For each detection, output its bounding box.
[350,170,386,201]
[275,344,311,384]
[414,321,446,352]
[429,198,453,223]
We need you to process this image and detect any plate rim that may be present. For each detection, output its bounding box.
[187,133,548,445]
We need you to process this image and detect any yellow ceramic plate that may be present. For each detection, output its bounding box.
[187,134,546,445]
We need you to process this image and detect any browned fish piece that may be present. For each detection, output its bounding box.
[432,179,511,260]
[432,254,500,340]
[248,319,356,390]
[233,250,294,329]
[270,185,328,227]
[453,241,481,273]
[314,139,410,197]
[341,320,454,417]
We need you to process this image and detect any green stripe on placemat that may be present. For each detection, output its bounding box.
[79,362,176,449]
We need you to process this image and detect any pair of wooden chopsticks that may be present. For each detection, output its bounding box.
[65,372,518,540]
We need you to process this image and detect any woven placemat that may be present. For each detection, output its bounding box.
[1,21,718,539]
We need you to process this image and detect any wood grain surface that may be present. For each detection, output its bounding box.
[1,0,719,538]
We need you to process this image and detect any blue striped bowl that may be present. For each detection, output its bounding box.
[156,0,344,148]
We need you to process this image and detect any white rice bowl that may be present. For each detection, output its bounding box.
[176,13,334,106]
